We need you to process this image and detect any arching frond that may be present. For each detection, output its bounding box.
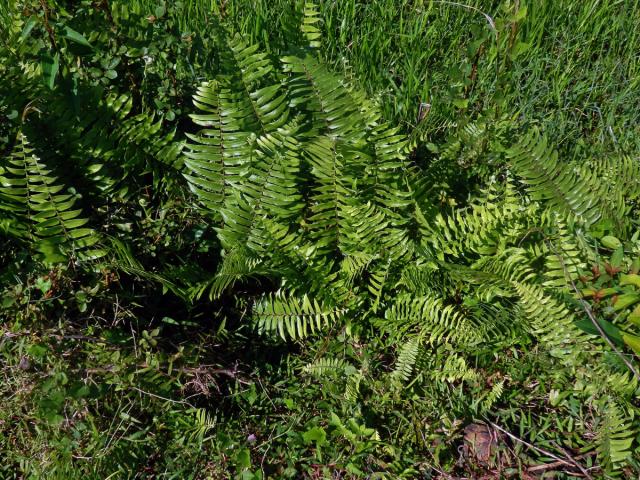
[0,132,104,263]
[508,131,603,228]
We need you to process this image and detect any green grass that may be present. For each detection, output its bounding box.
[125,0,640,159]
[218,0,640,157]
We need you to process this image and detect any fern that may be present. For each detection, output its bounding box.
[48,90,183,199]
[303,357,350,377]
[385,294,485,346]
[254,291,346,340]
[507,130,608,228]
[391,337,420,383]
[477,379,505,413]
[301,0,322,48]
[597,401,635,470]
[0,132,104,263]
[437,352,479,384]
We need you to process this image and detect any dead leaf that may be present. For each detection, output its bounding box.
[463,423,495,464]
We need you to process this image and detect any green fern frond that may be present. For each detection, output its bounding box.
[340,253,376,290]
[423,180,525,260]
[185,80,257,217]
[227,33,276,89]
[254,290,346,340]
[578,154,640,231]
[0,132,104,263]
[304,136,353,252]
[391,337,420,382]
[366,122,412,211]
[344,370,364,401]
[301,0,322,48]
[52,90,184,199]
[478,379,504,413]
[439,122,487,167]
[368,259,390,313]
[191,247,264,300]
[437,353,478,383]
[248,128,303,219]
[385,294,484,346]
[513,281,584,355]
[303,357,350,377]
[281,53,366,142]
[217,130,302,252]
[597,401,635,470]
[507,131,603,228]
[541,217,592,287]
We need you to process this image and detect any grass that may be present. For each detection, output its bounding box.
[130,0,640,159]
[218,0,640,158]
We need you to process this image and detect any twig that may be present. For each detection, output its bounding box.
[486,419,593,480]
[556,444,595,478]
[130,386,196,408]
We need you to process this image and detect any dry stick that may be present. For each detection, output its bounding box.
[556,445,595,479]
[486,420,593,480]
[526,454,592,473]
[131,386,196,408]
[549,240,640,383]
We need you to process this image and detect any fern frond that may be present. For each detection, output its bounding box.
[227,33,276,88]
[507,131,603,228]
[391,337,420,382]
[423,180,525,260]
[192,247,263,300]
[303,357,350,377]
[340,253,376,290]
[512,281,584,355]
[578,154,640,231]
[217,130,302,252]
[596,401,635,470]
[52,90,183,199]
[385,294,484,346]
[0,133,104,263]
[368,259,390,314]
[301,0,322,48]
[254,290,346,340]
[364,121,412,212]
[344,372,363,402]
[304,136,353,252]
[437,353,479,383]
[247,128,303,219]
[540,216,592,287]
[282,53,366,142]
[478,379,504,413]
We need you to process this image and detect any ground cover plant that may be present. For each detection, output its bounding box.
[1,0,640,478]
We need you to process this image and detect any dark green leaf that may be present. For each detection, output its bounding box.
[574,317,624,347]
[63,25,92,48]
[41,52,60,90]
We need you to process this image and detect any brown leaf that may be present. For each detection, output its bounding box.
[463,423,495,464]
